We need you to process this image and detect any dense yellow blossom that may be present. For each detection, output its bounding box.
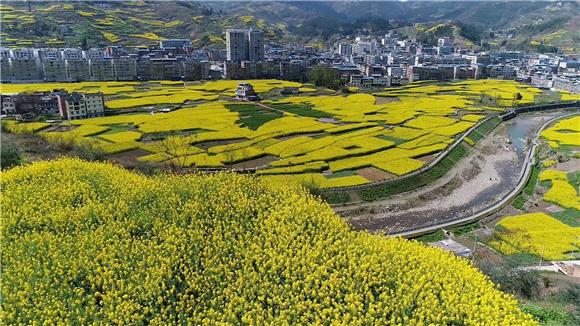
[2,120,50,134]
[1,159,534,324]
[1,80,549,187]
[540,116,580,148]
[99,131,142,143]
[542,159,557,168]
[539,169,580,210]
[461,114,486,122]
[491,213,580,260]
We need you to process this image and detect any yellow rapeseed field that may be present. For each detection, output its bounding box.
[1,159,534,324]
[2,80,549,187]
[491,212,580,260]
[540,115,580,148]
[539,169,580,210]
[2,121,51,134]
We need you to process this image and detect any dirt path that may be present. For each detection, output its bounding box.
[335,110,572,234]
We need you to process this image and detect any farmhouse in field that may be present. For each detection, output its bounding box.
[235,83,259,101]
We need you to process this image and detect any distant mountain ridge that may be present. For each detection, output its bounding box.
[0,1,577,53]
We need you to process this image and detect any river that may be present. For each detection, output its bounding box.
[335,109,577,234]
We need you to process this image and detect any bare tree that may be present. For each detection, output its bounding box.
[222,149,236,171]
[157,131,197,173]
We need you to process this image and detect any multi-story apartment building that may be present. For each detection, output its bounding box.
[65,59,91,82]
[85,48,106,60]
[10,48,34,59]
[226,28,264,62]
[407,66,444,82]
[226,29,249,62]
[42,59,67,82]
[56,92,105,120]
[89,59,115,81]
[465,54,492,65]
[1,90,103,121]
[137,58,183,80]
[183,60,209,81]
[453,66,477,79]
[36,48,61,60]
[1,93,59,120]
[553,75,580,94]
[1,58,11,81]
[248,29,265,62]
[61,48,83,60]
[159,39,192,50]
[488,65,516,79]
[531,74,554,89]
[9,58,42,82]
[338,43,353,56]
[112,58,137,81]
[0,48,11,59]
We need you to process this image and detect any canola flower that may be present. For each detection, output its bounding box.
[542,159,558,168]
[539,169,580,210]
[1,80,549,188]
[1,159,534,324]
[2,120,50,134]
[540,115,580,148]
[491,212,580,260]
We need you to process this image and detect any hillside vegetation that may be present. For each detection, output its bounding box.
[0,1,286,48]
[0,158,534,324]
[504,1,580,53]
[1,1,577,52]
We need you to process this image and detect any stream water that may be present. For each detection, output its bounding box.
[341,109,577,234]
[507,117,538,152]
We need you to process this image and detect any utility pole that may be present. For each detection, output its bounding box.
[538,244,545,268]
[570,236,578,260]
[472,233,477,262]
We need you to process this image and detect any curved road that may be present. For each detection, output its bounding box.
[335,109,578,235]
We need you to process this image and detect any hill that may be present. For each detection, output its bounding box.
[502,1,580,53]
[0,158,534,324]
[1,1,577,53]
[0,1,286,48]
[395,21,484,48]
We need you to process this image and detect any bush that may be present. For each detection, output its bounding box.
[307,65,343,90]
[560,284,580,307]
[133,160,157,176]
[70,141,106,161]
[322,191,350,204]
[477,261,540,299]
[1,143,23,170]
[521,304,575,325]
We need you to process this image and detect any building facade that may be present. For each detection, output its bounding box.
[226,29,264,62]
[57,92,105,120]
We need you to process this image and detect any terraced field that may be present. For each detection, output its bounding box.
[489,115,580,261]
[4,79,577,190]
[0,2,287,48]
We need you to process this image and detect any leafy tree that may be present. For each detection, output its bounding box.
[477,261,540,299]
[307,65,343,90]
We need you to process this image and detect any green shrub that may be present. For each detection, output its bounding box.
[1,143,23,170]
